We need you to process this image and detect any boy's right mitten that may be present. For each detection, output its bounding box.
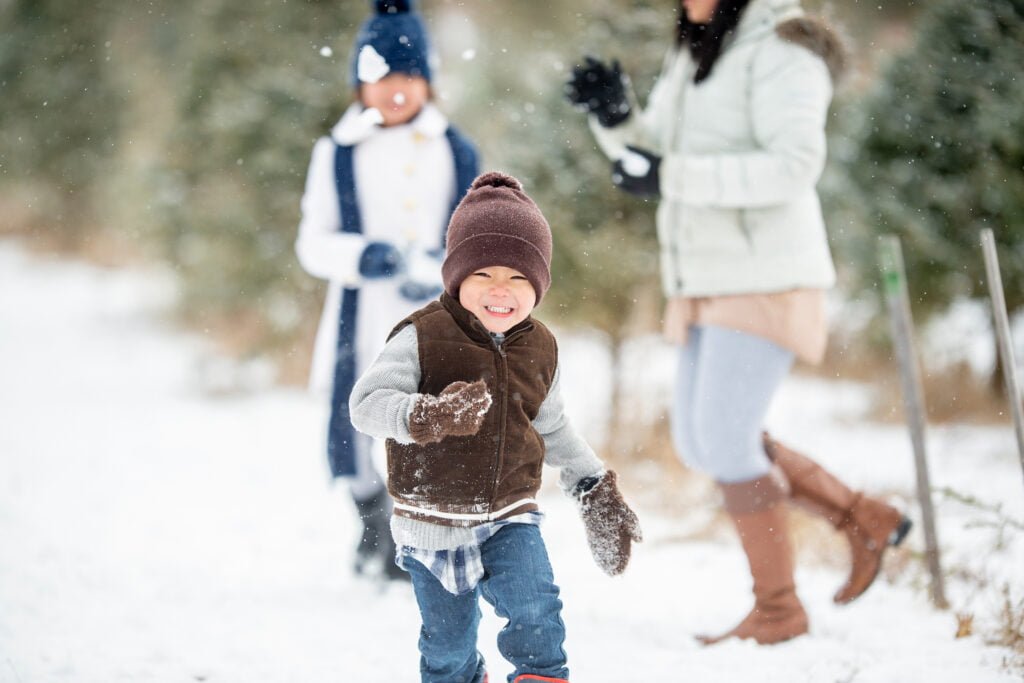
[565,56,631,128]
[409,380,492,444]
[575,470,643,575]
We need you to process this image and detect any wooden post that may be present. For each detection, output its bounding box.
[878,235,948,609]
[980,228,1024,488]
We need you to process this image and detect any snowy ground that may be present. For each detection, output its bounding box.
[1,240,1021,682]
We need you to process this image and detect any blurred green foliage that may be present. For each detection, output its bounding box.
[10,0,1007,381]
[844,0,1024,326]
[0,0,124,242]
[443,1,668,339]
[0,0,669,365]
[153,0,363,349]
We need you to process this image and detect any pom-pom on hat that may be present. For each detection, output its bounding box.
[350,0,433,86]
[442,172,553,303]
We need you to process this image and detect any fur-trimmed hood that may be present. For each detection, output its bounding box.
[735,0,848,83]
[776,16,848,83]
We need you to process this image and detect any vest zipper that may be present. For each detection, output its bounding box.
[490,337,509,517]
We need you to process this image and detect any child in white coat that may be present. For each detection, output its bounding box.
[296,0,478,580]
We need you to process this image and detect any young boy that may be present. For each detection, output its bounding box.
[295,0,478,580]
[349,172,642,683]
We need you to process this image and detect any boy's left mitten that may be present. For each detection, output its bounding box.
[575,470,642,576]
[409,380,492,444]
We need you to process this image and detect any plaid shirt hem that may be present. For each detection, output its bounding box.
[397,511,544,595]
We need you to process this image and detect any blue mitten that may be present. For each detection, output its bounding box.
[399,281,443,302]
[359,241,404,279]
[398,245,444,301]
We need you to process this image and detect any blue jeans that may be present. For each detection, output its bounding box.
[405,524,569,683]
[671,325,794,483]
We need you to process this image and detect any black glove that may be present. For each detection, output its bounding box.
[611,146,661,198]
[565,56,631,128]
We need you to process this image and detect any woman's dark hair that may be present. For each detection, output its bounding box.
[676,0,752,83]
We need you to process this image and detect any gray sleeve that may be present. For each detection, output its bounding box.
[533,367,605,493]
[348,324,421,445]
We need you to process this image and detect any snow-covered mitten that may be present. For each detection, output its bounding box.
[408,380,492,444]
[574,470,642,575]
[612,145,661,198]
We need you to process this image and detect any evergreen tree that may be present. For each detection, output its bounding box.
[441,0,665,451]
[445,0,664,325]
[122,0,365,367]
[6,0,948,396]
[0,0,123,243]
[847,0,1024,355]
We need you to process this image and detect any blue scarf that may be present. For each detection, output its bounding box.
[326,126,478,477]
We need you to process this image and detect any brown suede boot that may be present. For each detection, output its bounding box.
[763,433,912,605]
[698,471,809,646]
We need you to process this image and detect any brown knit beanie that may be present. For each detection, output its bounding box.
[442,171,552,302]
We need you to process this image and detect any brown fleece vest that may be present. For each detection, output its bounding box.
[385,294,558,527]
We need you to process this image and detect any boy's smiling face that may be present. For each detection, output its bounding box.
[458,266,537,334]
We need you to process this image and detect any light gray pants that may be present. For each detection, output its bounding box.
[671,325,794,484]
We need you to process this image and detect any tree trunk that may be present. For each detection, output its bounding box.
[606,331,626,457]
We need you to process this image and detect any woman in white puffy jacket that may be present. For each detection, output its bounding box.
[568,0,909,645]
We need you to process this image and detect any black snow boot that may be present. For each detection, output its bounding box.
[351,489,409,582]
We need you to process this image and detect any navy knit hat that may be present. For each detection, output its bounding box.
[350,0,433,86]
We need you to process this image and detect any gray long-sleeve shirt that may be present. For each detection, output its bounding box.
[349,324,604,550]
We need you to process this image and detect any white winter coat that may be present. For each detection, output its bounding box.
[591,0,837,297]
[296,103,456,392]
